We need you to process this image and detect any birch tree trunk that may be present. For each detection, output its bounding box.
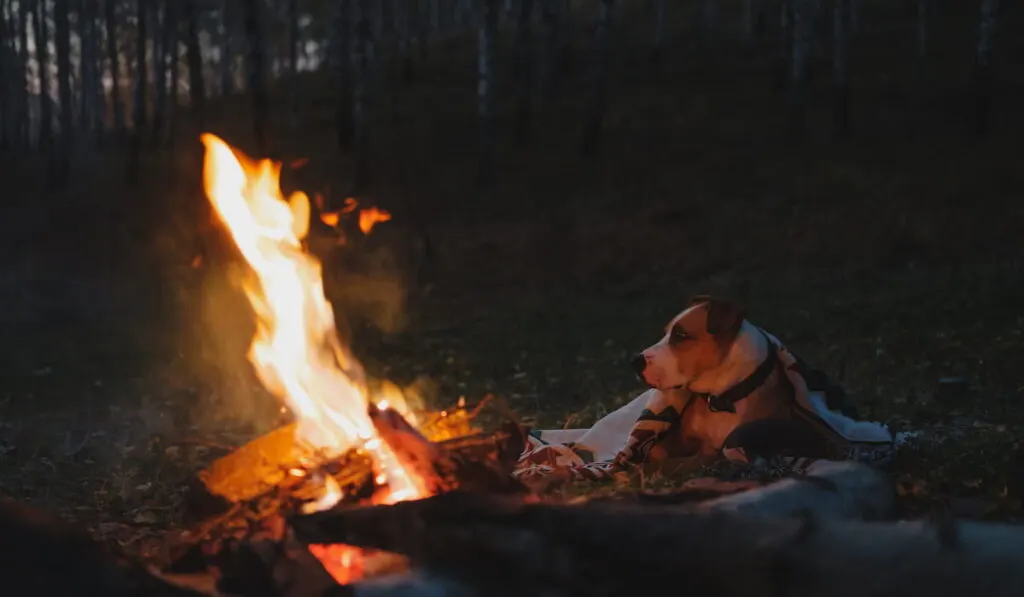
[335,0,353,150]
[219,0,233,95]
[831,0,849,138]
[650,0,666,65]
[580,0,612,158]
[513,0,534,147]
[17,0,30,147]
[973,0,999,137]
[351,0,371,192]
[475,0,498,188]
[167,0,180,147]
[127,0,148,184]
[183,0,206,131]
[34,0,54,153]
[789,0,813,139]
[54,0,73,184]
[241,0,267,154]
[104,0,126,142]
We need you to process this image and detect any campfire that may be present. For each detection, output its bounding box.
[175,135,524,589]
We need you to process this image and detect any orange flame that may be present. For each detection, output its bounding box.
[199,134,427,507]
[359,207,392,235]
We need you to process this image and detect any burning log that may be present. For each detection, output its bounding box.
[293,492,1024,597]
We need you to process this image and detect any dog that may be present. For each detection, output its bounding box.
[630,295,861,464]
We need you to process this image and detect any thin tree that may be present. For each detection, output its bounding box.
[335,0,353,150]
[33,0,54,153]
[775,0,792,90]
[287,0,299,132]
[580,0,613,158]
[219,0,232,95]
[151,0,174,145]
[167,0,180,146]
[183,0,205,131]
[831,0,850,138]
[513,0,534,146]
[241,0,267,154]
[79,0,101,144]
[476,0,498,187]
[351,0,371,191]
[127,0,148,184]
[17,0,30,147]
[0,4,12,150]
[650,0,666,65]
[54,0,73,184]
[104,0,126,142]
[973,0,999,137]
[788,0,814,139]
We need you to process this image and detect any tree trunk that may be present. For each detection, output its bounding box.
[54,0,73,185]
[34,0,54,153]
[774,0,791,90]
[973,0,999,138]
[400,0,416,84]
[287,0,299,132]
[335,0,353,150]
[351,0,371,192]
[475,0,498,188]
[538,0,557,98]
[167,0,180,147]
[650,0,666,65]
[151,0,174,146]
[104,0,126,143]
[789,0,813,139]
[183,0,205,131]
[513,0,534,147]
[295,492,1024,597]
[79,0,100,145]
[580,0,613,158]
[17,0,30,147]
[831,0,850,138]
[0,2,13,150]
[219,0,232,95]
[240,0,267,154]
[126,0,147,185]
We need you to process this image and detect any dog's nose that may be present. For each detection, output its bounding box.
[630,353,648,376]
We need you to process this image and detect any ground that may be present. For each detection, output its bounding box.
[2,1,1024,557]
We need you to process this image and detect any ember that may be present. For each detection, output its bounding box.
[199,134,427,582]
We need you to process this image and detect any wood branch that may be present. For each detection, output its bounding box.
[292,492,1024,597]
[190,412,526,521]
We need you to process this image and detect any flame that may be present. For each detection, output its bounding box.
[359,207,392,234]
[199,134,428,508]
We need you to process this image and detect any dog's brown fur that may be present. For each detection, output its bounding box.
[637,297,797,460]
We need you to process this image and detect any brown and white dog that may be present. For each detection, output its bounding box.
[631,295,838,462]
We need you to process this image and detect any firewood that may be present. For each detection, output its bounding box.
[292,492,1024,597]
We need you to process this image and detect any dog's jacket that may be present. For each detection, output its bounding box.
[515,328,896,482]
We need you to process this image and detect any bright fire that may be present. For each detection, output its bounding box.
[199,134,429,539]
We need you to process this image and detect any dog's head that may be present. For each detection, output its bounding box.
[631,295,746,390]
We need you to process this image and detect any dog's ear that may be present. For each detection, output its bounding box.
[704,297,745,340]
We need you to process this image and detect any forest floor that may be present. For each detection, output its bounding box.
[2,1,1024,558]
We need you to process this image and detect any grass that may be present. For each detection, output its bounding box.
[1,0,1024,550]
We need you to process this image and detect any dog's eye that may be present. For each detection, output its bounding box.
[669,329,690,344]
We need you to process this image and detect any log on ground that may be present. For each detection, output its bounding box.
[293,491,1024,597]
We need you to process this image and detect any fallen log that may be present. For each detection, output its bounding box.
[293,491,1024,597]
[698,459,894,519]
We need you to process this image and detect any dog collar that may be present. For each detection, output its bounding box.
[697,329,779,414]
